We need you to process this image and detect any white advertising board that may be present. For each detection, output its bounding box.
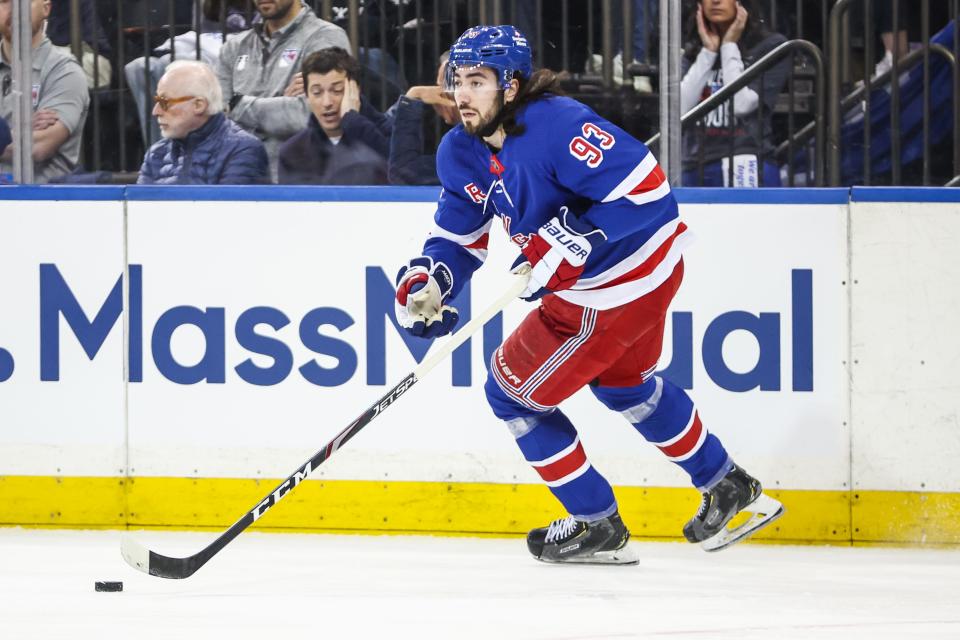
[115,199,847,490]
[0,195,846,490]
[850,201,960,492]
[0,200,126,475]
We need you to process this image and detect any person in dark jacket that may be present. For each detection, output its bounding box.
[387,54,459,185]
[0,116,10,156]
[138,60,269,185]
[679,0,789,187]
[278,47,389,185]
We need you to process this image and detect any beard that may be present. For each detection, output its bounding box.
[257,0,293,20]
[460,96,504,138]
[461,109,495,136]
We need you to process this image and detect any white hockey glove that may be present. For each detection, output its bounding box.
[395,257,460,338]
[511,207,607,301]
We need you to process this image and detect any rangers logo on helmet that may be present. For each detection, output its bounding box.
[445,25,533,91]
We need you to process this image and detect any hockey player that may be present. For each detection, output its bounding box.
[394,25,783,564]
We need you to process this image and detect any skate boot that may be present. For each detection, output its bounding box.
[683,464,784,552]
[527,512,638,565]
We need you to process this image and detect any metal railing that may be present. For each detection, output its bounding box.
[780,42,956,185]
[6,0,956,187]
[827,0,960,186]
[62,0,662,177]
[646,39,826,187]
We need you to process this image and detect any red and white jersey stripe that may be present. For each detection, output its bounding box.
[557,217,692,310]
[550,152,688,310]
[601,153,673,206]
[429,219,492,263]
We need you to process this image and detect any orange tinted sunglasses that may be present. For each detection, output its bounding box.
[153,95,197,111]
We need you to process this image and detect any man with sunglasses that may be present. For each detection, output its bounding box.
[137,60,268,185]
[0,0,88,183]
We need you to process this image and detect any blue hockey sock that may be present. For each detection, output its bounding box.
[485,373,617,520]
[591,376,732,491]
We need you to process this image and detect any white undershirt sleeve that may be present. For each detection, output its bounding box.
[680,48,718,113]
[720,42,760,116]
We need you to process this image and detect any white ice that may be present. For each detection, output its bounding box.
[0,528,958,640]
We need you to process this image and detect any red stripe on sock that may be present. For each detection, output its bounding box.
[659,412,704,458]
[533,442,588,483]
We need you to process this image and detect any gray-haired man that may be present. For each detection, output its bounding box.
[138,60,268,185]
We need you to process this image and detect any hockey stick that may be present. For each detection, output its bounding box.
[121,270,530,579]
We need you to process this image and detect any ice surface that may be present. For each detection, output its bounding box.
[0,528,957,639]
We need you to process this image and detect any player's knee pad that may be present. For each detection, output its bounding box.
[590,376,659,412]
[595,375,695,443]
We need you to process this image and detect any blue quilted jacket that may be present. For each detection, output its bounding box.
[137,112,269,184]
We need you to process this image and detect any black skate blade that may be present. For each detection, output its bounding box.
[701,493,784,552]
[537,545,639,566]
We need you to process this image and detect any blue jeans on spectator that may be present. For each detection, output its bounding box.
[612,0,657,63]
[0,115,11,156]
[682,160,782,187]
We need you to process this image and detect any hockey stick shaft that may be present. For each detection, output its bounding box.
[122,272,529,579]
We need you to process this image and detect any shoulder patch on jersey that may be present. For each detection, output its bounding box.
[489,154,506,176]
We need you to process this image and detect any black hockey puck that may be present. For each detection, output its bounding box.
[95,581,123,592]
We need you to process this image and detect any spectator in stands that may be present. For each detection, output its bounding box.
[47,0,111,89]
[219,0,351,180]
[593,0,657,92]
[328,0,408,109]
[137,60,268,184]
[0,0,89,183]
[0,115,10,155]
[873,1,910,79]
[387,53,457,185]
[278,47,388,185]
[126,0,249,146]
[680,0,789,187]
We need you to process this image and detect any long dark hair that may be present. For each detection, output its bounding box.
[683,0,772,60]
[497,68,565,137]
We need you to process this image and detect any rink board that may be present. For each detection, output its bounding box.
[0,186,958,545]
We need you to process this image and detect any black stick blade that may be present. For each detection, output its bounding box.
[121,536,201,579]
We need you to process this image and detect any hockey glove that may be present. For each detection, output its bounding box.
[395,257,460,338]
[511,207,607,301]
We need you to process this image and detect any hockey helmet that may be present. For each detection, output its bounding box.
[445,25,533,91]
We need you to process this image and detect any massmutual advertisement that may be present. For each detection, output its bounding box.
[0,193,845,492]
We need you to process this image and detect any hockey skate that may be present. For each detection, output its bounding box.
[684,464,784,552]
[527,512,638,565]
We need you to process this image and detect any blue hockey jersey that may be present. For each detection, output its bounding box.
[422,95,690,310]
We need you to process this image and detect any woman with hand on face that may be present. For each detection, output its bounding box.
[680,0,789,187]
